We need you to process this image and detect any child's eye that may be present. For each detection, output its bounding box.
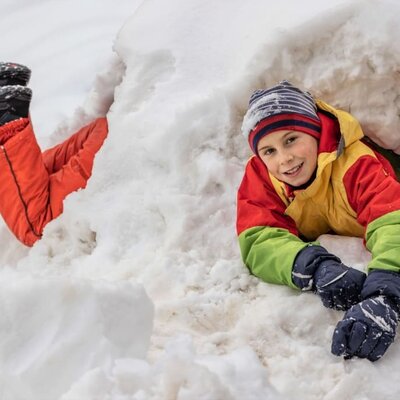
[263,148,275,156]
[286,136,297,144]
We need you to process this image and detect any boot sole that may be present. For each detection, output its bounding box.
[0,62,31,86]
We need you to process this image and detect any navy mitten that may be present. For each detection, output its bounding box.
[292,245,366,310]
[332,270,400,361]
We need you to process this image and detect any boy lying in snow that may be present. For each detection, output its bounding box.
[237,80,400,362]
[0,62,108,246]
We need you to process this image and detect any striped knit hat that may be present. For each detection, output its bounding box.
[242,80,321,154]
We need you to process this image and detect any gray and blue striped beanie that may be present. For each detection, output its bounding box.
[242,80,321,154]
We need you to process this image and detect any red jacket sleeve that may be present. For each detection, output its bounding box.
[343,154,400,227]
[237,156,299,236]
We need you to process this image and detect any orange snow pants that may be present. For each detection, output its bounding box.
[0,117,108,246]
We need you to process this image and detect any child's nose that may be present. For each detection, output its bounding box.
[280,151,294,165]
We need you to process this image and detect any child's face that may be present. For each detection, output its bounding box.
[257,130,318,187]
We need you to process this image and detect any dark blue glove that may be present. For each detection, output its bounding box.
[313,261,366,310]
[332,270,400,361]
[331,296,398,361]
[292,245,366,310]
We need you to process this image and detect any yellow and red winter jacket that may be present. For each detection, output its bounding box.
[237,100,400,288]
[0,117,108,246]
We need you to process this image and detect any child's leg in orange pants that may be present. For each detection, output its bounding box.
[0,117,108,246]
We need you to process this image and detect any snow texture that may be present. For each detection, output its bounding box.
[1,0,400,399]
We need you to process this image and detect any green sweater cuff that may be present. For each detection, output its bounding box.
[239,226,314,289]
[366,210,400,273]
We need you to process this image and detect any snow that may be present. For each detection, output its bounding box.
[1,0,400,399]
[0,271,153,399]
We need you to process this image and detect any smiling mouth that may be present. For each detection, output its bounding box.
[284,162,304,176]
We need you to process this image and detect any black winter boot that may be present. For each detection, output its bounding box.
[0,62,31,86]
[0,85,32,126]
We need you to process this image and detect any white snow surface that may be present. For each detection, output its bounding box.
[1,0,400,399]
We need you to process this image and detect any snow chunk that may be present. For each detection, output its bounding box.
[0,270,153,400]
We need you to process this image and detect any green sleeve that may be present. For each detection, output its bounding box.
[238,226,312,289]
[366,210,400,273]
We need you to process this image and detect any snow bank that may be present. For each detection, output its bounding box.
[233,0,400,153]
[0,270,153,400]
[62,335,282,400]
[2,0,400,399]
[0,0,144,137]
